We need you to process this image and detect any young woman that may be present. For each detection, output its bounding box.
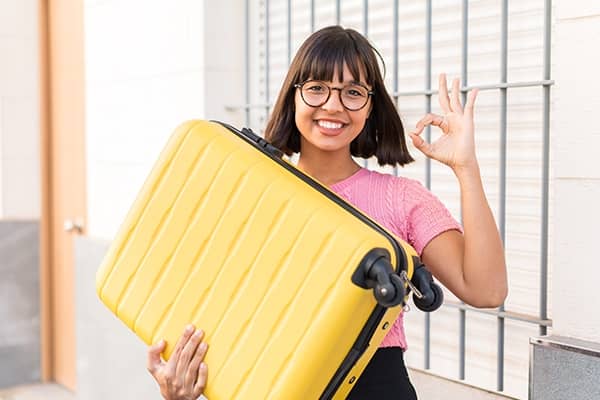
[147,25,507,400]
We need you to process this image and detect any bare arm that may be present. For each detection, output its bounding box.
[409,74,507,308]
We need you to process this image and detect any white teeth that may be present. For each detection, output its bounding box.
[318,120,343,129]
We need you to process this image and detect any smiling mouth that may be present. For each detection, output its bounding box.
[317,120,345,129]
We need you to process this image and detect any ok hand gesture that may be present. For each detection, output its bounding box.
[409,74,479,174]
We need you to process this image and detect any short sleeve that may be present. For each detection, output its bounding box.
[395,178,463,255]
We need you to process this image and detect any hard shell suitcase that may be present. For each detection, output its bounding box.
[95,120,440,399]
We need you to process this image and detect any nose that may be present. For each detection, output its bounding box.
[321,88,345,112]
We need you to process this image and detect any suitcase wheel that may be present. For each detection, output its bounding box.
[351,248,406,308]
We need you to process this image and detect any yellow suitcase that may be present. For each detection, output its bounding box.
[95,120,441,399]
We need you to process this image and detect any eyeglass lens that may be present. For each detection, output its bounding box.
[299,80,370,111]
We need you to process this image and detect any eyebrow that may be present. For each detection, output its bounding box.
[348,80,368,87]
[314,79,369,87]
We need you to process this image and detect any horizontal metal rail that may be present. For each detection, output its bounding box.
[443,300,553,327]
[392,80,555,97]
[225,80,555,112]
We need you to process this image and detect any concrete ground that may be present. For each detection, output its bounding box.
[0,384,74,400]
[0,371,516,400]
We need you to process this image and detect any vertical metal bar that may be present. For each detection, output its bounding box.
[287,0,292,65]
[363,0,368,36]
[461,1,468,100]
[393,0,399,107]
[540,0,551,337]
[425,1,432,190]
[245,0,250,127]
[362,0,369,168]
[336,0,341,25]
[393,0,399,177]
[311,0,315,32]
[424,0,433,370]
[265,0,270,119]
[497,0,509,392]
[459,0,468,381]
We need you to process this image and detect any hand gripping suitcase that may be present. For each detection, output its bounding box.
[95,119,442,399]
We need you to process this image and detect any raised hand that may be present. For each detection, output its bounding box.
[408,74,479,174]
[147,325,209,400]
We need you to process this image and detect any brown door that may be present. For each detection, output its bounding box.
[39,0,86,390]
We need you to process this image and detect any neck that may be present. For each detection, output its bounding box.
[297,150,362,187]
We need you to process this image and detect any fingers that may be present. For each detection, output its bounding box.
[438,74,451,113]
[194,362,209,395]
[166,324,195,375]
[413,113,448,135]
[147,324,210,399]
[464,88,478,118]
[409,132,433,158]
[147,339,166,375]
[179,329,206,386]
[451,78,463,114]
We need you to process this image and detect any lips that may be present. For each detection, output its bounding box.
[317,120,344,129]
[316,119,347,136]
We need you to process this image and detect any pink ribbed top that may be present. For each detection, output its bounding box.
[330,168,462,349]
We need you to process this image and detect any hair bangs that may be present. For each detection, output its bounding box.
[297,34,370,84]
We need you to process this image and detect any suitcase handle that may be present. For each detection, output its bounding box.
[240,127,285,159]
[211,120,285,159]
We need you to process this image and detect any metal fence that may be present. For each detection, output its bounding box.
[237,0,553,394]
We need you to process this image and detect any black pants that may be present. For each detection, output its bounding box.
[346,347,418,400]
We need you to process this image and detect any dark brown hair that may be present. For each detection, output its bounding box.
[264,25,414,166]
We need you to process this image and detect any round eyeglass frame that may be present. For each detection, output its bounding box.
[294,80,374,111]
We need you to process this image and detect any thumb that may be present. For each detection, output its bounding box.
[147,339,166,374]
[409,133,432,157]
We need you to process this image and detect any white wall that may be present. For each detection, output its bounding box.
[84,0,245,240]
[78,0,600,398]
[0,0,40,219]
[551,0,600,342]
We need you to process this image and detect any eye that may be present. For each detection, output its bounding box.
[304,82,327,93]
[345,86,367,97]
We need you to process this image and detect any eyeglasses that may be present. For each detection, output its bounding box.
[294,80,374,111]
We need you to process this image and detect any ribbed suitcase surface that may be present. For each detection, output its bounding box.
[96,120,415,399]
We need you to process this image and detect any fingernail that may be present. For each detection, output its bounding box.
[193,329,204,338]
[185,324,194,333]
[199,342,208,351]
[200,362,207,370]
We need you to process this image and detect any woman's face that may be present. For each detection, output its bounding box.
[294,63,372,156]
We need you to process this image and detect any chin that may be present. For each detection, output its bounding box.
[313,140,350,153]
